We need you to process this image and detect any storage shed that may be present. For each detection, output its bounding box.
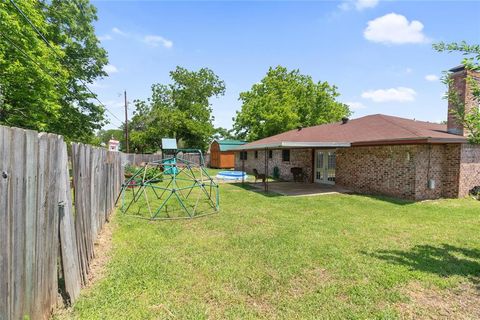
[210,139,246,168]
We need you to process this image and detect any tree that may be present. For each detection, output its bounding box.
[43,0,109,142]
[93,128,125,149]
[129,67,226,152]
[0,1,67,131]
[434,41,480,144]
[212,127,237,140]
[233,66,351,141]
[0,0,108,142]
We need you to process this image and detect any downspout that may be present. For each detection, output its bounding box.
[427,145,435,190]
[265,147,269,193]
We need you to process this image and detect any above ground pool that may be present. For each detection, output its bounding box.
[216,170,247,181]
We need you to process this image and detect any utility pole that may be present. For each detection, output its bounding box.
[124,90,129,153]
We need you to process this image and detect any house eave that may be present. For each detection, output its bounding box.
[231,141,351,150]
[351,137,468,146]
[232,137,467,150]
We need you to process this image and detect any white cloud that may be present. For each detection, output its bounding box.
[425,74,439,81]
[364,13,429,45]
[112,27,128,37]
[108,27,174,49]
[103,64,119,75]
[346,101,367,110]
[98,34,112,41]
[356,0,379,10]
[361,87,417,102]
[339,0,379,11]
[143,35,173,48]
[338,2,350,10]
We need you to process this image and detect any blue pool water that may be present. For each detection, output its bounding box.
[216,171,247,180]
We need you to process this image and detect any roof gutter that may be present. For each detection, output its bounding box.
[232,137,467,150]
[230,141,351,150]
[351,137,467,146]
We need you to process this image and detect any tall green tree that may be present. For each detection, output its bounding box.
[212,127,237,140]
[92,128,125,149]
[0,1,67,131]
[233,66,351,141]
[0,0,108,142]
[434,41,480,144]
[130,67,225,152]
[43,0,109,142]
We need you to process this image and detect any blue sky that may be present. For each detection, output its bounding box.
[90,0,480,130]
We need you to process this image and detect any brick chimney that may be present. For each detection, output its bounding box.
[447,65,480,136]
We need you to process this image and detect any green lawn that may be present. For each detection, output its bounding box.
[69,182,480,319]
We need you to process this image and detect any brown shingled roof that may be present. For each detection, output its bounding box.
[237,114,467,150]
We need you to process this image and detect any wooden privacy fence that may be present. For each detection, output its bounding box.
[122,152,209,167]
[71,143,123,288]
[0,125,124,320]
[121,152,162,166]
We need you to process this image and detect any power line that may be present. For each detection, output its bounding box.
[0,32,123,127]
[0,32,63,87]
[0,31,118,127]
[8,0,124,126]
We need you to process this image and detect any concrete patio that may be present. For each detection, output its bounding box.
[247,181,352,197]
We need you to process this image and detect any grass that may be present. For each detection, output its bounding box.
[68,180,480,319]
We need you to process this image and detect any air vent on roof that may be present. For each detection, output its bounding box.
[341,117,349,124]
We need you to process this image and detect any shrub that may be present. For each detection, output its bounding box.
[124,164,163,181]
[469,186,480,200]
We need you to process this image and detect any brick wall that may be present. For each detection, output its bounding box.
[414,144,461,200]
[336,144,463,200]
[440,144,461,198]
[336,145,417,199]
[234,149,313,182]
[459,144,480,197]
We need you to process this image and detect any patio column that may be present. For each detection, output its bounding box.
[264,147,269,192]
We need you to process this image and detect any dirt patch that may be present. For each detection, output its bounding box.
[396,281,480,319]
[289,267,332,298]
[52,216,117,319]
[245,294,277,319]
[84,218,116,289]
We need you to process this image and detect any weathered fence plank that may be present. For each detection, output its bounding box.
[46,135,60,315]
[33,132,48,320]
[1,125,127,320]
[73,143,88,285]
[24,129,39,317]
[0,126,12,319]
[10,128,26,320]
[58,142,81,304]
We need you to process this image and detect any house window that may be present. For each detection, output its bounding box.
[254,150,258,159]
[240,151,248,160]
[268,150,273,159]
[282,149,290,162]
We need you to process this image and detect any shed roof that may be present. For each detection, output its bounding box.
[233,114,467,150]
[161,138,177,150]
[214,139,247,151]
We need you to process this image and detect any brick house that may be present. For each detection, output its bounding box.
[233,66,480,200]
